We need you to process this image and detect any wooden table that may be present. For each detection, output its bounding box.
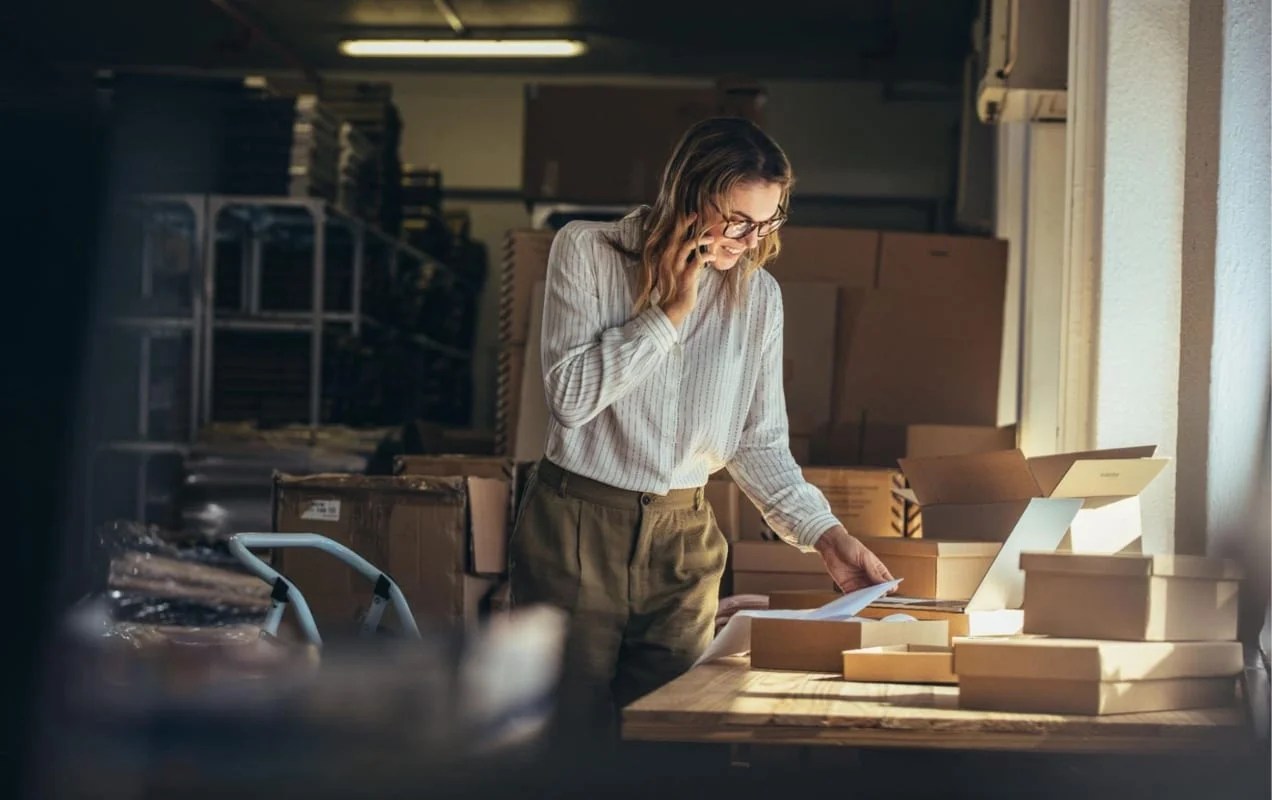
[622,657,1251,754]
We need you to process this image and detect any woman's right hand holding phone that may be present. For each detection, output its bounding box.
[660,213,715,328]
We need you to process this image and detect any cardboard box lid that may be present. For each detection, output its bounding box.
[273,472,509,576]
[1025,445,1166,498]
[1019,551,1244,581]
[954,638,1244,681]
[731,541,825,574]
[900,450,1043,505]
[899,446,1168,506]
[862,538,1001,559]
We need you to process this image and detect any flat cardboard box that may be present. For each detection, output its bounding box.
[1021,551,1242,641]
[953,638,1244,681]
[705,476,740,542]
[835,289,1006,427]
[842,645,957,685]
[803,467,902,539]
[957,676,1237,716]
[496,345,526,455]
[750,617,949,672]
[513,281,549,462]
[859,538,1000,600]
[809,420,1016,473]
[768,227,879,287]
[523,85,763,205]
[272,473,510,632]
[500,230,555,346]
[780,283,838,436]
[731,541,825,574]
[767,589,1023,639]
[732,572,837,595]
[897,446,1168,550]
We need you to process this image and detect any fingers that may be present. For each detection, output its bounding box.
[867,556,895,585]
[675,233,715,274]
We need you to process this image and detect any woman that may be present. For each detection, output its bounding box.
[510,117,894,737]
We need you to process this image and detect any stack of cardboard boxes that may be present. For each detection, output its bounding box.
[955,551,1243,715]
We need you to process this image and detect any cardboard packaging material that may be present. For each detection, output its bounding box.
[809,421,1017,473]
[842,645,957,685]
[804,467,904,539]
[859,538,1000,600]
[779,283,837,437]
[1021,552,1242,641]
[766,589,1023,639]
[751,617,949,672]
[768,227,879,287]
[523,85,763,205]
[394,456,525,547]
[514,282,549,462]
[955,638,1243,715]
[898,447,1168,551]
[730,541,835,595]
[496,344,526,456]
[732,572,837,595]
[858,491,1082,640]
[273,473,510,632]
[500,230,555,347]
[731,541,825,573]
[705,476,740,542]
[958,676,1236,716]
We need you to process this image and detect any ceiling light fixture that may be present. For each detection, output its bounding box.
[338,39,587,58]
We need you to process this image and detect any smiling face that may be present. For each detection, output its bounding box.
[700,180,785,272]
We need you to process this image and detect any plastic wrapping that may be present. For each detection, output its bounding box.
[100,520,270,629]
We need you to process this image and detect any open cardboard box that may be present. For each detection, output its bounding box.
[1021,551,1242,641]
[750,617,948,673]
[858,538,1001,600]
[273,473,509,632]
[842,644,956,685]
[897,446,1169,553]
[955,638,1243,715]
[861,493,1083,639]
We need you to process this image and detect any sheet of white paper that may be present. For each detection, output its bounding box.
[694,579,901,667]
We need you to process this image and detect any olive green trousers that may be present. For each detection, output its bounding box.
[509,459,728,740]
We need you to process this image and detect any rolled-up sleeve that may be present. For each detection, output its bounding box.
[726,285,841,551]
[541,224,677,429]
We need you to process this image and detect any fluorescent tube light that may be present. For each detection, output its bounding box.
[339,39,586,58]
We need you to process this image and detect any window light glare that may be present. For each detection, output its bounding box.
[339,39,587,58]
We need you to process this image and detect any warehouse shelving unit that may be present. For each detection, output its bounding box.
[90,192,471,529]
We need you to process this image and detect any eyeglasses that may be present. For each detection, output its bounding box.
[719,208,788,240]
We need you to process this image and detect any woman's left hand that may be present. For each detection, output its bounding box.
[813,525,896,594]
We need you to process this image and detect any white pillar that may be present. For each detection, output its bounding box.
[1087,0,1193,553]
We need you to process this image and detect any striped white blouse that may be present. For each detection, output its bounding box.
[538,208,840,550]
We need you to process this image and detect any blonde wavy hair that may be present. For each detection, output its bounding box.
[611,117,793,312]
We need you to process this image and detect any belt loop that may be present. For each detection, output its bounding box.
[558,471,569,498]
[695,487,704,511]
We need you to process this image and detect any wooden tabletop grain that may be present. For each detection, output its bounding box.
[621,657,1250,754]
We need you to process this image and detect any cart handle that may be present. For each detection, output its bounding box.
[228,532,422,647]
